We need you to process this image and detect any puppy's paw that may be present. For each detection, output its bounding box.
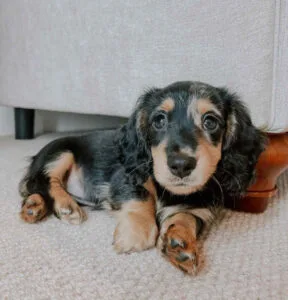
[54,199,87,225]
[113,216,158,254]
[158,222,198,275]
[20,194,48,223]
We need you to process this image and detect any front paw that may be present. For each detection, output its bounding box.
[157,222,198,275]
[113,216,158,254]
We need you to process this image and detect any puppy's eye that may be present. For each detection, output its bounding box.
[203,115,218,131]
[152,112,168,130]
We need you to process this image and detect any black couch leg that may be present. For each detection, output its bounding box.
[14,108,35,139]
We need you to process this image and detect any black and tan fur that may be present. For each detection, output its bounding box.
[19,81,266,274]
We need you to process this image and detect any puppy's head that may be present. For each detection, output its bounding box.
[122,81,265,195]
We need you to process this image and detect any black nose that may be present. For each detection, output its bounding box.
[168,155,197,178]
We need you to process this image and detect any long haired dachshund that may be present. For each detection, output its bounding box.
[19,81,266,274]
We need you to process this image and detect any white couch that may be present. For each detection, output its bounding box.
[0,0,287,135]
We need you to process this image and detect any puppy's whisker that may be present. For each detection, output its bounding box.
[126,160,152,176]
[217,167,243,209]
[218,167,242,194]
[159,186,166,202]
[212,175,224,207]
[108,161,152,194]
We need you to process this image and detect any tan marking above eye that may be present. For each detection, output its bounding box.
[196,98,218,115]
[137,109,147,131]
[158,98,175,112]
[188,98,221,128]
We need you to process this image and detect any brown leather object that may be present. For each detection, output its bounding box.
[225,133,288,213]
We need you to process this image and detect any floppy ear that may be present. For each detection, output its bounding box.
[216,88,267,196]
[118,88,160,185]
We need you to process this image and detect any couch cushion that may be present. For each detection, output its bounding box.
[0,0,285,131]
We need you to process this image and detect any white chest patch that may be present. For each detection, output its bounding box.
[66,168,85,198]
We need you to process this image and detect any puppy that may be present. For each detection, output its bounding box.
[19,81,266,274]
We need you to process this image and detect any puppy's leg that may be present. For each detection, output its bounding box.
[46,152,87,225]
[113,194,158,253]
[20,152,86,224]
[157,207,213,275]
[20,173,52,223]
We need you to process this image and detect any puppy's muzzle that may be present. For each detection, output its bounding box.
[168,154,197,179]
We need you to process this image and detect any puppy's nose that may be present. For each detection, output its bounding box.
[168,155,197,178]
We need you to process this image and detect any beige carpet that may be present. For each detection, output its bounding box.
[0,133,287,300]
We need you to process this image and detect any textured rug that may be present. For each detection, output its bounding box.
[0,133,287,300]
